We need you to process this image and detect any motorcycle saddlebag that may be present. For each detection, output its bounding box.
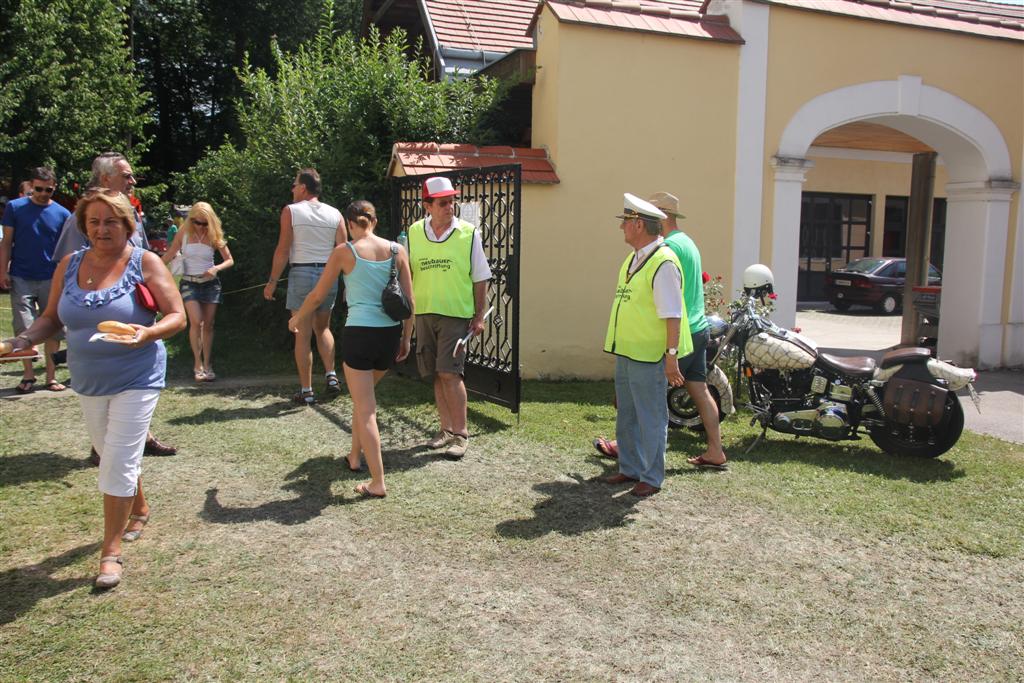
[883,377,948,428]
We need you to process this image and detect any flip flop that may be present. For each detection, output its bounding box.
[592,437,619,459]
[688,455,728,470]
[15,378,36,394]
[45,380,67,392]
[354,482,386,499]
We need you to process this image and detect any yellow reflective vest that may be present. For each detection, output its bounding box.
[604,245,692,363]
[408,218,476,318]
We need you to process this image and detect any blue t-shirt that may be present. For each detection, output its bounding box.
[57,247,166,396]
[1,197,71,280]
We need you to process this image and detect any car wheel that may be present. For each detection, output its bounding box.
[831,300,851,312]
[876,294,899,315]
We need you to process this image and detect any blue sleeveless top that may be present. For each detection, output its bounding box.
[58,247,166,396]
[342,242,400,328]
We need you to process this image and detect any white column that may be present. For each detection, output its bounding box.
[721,0,771,295]
[939,180,1018,368]
[1007,197,1024,366]
[769,156,814,329]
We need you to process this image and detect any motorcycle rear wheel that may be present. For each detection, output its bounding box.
[869,394,964,458]
[667,385,724,431]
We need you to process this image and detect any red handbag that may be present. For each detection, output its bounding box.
[136,282,158,313]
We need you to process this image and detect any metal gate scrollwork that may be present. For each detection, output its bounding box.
[389,165,521,414]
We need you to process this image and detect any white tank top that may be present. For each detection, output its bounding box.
[289,200,341,264]
[181,235,216,277]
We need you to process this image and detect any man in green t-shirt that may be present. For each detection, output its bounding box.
[651,191,727,469]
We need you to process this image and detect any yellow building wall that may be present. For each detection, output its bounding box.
[803,155,951,257]
[526,10,741,378]
[760,7,1023,320]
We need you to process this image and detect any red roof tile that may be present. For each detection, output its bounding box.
[542,1,743,42]
[390,142,561,184]
[425,0,538,53]
[759,0,1023,41]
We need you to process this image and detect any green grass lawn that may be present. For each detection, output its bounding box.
[1,302,1023,680]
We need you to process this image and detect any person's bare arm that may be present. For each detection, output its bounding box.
[0,226,13,290]
[206,244,234,279]
[161,230,183,264]
[396,245,415,360]
[664,318,684,387]
[334,216,348,246]
[264,206,293,300]
[469,280,488,336]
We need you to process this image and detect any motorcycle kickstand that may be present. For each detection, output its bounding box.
[746,423,769,454]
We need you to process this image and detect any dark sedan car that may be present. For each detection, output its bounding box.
[824,257,941,314]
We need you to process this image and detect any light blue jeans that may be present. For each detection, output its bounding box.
[614,355,669,488]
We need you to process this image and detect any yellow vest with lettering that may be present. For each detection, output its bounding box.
[408,218,476,318]
[604,245,691,362]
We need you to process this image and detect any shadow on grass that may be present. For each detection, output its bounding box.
[202,443,441,525]
[0,542,101,625]
[495,463,642,538]
[0,452,91,488]
[729,434,965,483]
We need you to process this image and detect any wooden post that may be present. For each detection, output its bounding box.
[901,152,937,346]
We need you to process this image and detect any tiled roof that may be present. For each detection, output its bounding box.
[540,1,744,42]
[759,0,1023,41]
[389,142,561,184]
[425,0,538,53]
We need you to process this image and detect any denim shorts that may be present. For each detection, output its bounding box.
[180,277,223,304]
[677,327,709,382]
[286,265,337,313]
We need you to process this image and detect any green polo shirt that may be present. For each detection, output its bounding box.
[664,229,708,334]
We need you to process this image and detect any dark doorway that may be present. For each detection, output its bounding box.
[882,196,947,270]
[798,193,873,301]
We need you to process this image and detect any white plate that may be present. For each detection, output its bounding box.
[835,279,852,287]
[89,332,139,345]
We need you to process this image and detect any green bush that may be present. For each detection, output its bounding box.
[174,17,504,330]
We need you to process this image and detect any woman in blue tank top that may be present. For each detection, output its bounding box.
[3,189,186,589]
[289,200,414,499]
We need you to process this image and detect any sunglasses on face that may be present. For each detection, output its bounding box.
[33,186,55,194]
[192,219,208,226]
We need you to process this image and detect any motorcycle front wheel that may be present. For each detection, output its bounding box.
[667,384,724,431]
[869,394,965,458]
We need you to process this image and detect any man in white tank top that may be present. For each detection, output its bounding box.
[264,168,347,403]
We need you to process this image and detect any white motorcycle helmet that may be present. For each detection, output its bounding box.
[743,263,775,298]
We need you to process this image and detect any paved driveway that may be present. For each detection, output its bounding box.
[795,305,1023,444]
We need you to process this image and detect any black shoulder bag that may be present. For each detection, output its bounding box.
[381,242,412,321]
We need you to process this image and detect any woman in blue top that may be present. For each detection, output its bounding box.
[289,200,413,498]
[3,189,186,589]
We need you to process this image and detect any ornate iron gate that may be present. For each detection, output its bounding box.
[389,165,521,413]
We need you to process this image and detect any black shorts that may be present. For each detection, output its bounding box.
[677,327,709,382]
[342,325,401,371]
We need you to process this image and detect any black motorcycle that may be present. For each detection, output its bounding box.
[668,282,980,458]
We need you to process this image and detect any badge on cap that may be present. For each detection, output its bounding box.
[617,193,667,220]
[422,176,457,200]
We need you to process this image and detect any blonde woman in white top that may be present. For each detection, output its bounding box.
[162,202,234,381]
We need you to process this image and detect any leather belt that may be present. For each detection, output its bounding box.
[291,262,327,268]
[181,275,214,283]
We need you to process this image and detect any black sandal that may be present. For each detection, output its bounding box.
[292,388,315,406]
[325,373,341,393]
[15,378,36,394]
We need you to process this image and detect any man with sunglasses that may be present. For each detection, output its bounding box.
[51,153,176,460]
[0,167,71,393]
[407,177,491,460]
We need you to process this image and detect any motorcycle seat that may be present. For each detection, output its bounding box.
[818,353,877,377]
[880,346,933,368]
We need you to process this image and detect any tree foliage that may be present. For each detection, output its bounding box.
[175,15,504,319]
[133,0,364,186]
[0,0,149,192]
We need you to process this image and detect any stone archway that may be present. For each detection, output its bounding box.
[770,75,1019,368]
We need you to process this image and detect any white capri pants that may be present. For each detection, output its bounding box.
[78,389,161,497]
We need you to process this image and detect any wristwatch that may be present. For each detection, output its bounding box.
[666,347,678,356]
